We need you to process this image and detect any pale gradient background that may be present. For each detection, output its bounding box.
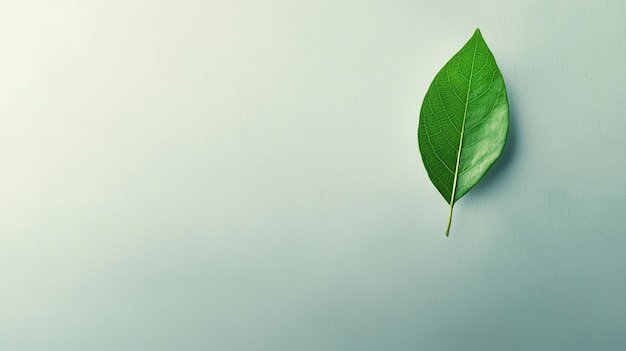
[1,0,626,350]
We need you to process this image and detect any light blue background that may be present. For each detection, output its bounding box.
[1,0,625,350]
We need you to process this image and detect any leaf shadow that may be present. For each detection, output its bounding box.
[470,82,519,196]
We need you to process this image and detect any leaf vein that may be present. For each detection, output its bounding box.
[422,114,455,174]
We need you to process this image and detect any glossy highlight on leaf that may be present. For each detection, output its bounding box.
[418,28,509,236]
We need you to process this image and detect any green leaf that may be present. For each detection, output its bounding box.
[418,28,509,236]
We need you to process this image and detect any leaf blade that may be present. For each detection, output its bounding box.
[418,28,509,236]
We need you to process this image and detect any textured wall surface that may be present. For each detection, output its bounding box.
[2,0,626,350]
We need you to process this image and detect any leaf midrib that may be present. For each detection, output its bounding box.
[445,33,478,236]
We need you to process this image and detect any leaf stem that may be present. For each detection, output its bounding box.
[445,202,454,237]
